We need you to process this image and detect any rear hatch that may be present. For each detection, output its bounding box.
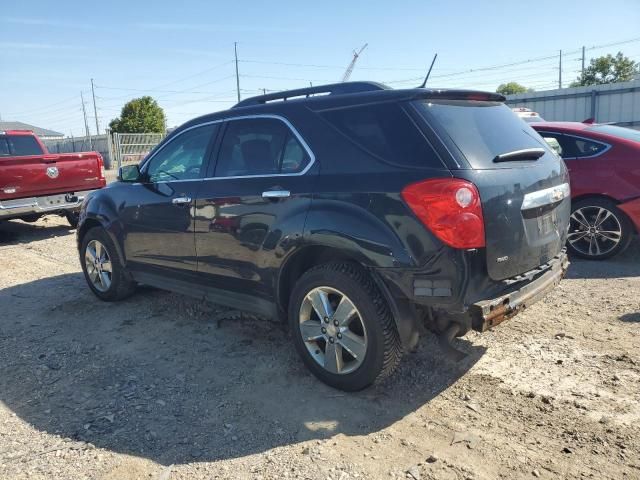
[414,99,570,280]
[0,134,104,200]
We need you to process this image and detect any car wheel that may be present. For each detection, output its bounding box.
[289,262,402,391]
[80,226,136,301]
[66,211,80,228]
[567,198,633,260]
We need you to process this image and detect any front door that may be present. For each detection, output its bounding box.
[122,123,219,273]
[194,116,315,300]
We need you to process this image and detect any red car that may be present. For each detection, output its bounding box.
[0,130,106,227]
[531,122,640,259]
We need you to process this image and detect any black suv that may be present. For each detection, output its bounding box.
[77,82,570,391]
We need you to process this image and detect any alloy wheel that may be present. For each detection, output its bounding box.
[298,286,368,375]
[85,239,113,292]
[568,206,622,257]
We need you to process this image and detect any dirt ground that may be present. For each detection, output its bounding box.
[1,215,638,480]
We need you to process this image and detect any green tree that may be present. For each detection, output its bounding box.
[496,82,530,95]
[571,52,638,87]
[109,96,166,133]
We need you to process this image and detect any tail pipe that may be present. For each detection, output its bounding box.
[438,323,467,362]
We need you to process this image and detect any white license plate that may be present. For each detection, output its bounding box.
[40,194,68,207]
[537,211,557,235]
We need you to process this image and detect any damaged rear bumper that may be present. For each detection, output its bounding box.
[470,250,569,331]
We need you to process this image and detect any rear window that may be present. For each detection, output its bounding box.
[586,124,640,143]
[0,135,44,156]
[320,103,443,168]
[414,100,547,168]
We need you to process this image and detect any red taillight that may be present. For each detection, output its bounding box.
[97,154,105,181]
[401,178,485,249]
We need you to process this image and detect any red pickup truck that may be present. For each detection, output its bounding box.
[0,130,106,227]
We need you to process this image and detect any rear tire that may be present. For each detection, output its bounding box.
[288,262,402,391]
[567,198,633,260]
[80,227,135,301]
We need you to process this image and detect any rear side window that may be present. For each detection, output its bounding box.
[320,103,442,168]
[538,132,607,159]
[414,100,547,168]
[215,118,310,177]
[1,135,43,156]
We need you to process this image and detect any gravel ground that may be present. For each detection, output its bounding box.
[0,216,639,480]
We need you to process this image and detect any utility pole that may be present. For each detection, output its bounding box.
[581,46,586,77]
[234,42,241,103]
[558,50,562,89]
[80,92,93,150]
[90,78,100,135]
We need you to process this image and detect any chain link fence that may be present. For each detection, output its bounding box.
[110,132,165,169]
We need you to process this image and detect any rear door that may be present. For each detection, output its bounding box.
[121,123,218,274]
[414,100,570,280]
[0,134,100,199]
[194,116,315,300]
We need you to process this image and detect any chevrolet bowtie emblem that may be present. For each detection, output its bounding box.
[46,166,59,179]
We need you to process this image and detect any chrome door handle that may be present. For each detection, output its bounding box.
[262,190,290,199]
[172,196,192,205]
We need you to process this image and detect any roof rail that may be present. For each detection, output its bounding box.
[233,81,388,108]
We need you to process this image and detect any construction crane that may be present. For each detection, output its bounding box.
[341,43,368,82]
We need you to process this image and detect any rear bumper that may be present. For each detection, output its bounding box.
[0,190,97,219]
[470,250,569,331]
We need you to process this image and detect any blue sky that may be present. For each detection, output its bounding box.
[1,0,639,136]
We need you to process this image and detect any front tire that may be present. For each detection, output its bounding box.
[289,262,402,391]
[567,198,633,260]
[80,227,135,301]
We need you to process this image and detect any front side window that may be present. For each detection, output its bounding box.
[538,132,564,156]
[145,124,217,182]
[215,118,310,177]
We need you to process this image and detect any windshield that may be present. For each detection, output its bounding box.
[414,100,548,168]
[587,124,640,143]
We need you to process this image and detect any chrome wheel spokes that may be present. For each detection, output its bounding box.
[85,239,112,292]
[568,206,622,257]
[299,286,367,375]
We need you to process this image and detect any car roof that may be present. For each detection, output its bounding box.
[530,121,591,132]
[174,81,505,133]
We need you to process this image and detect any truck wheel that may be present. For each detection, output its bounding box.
[80,227,135,301]
[289,262,402,391]
[568,198,633,260]
[66,211,80,228]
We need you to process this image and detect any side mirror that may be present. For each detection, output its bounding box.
[118,164,141,182]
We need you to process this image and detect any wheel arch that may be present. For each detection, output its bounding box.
[77,214,127,267]
[572,193,636,233]
[277,244,419,349]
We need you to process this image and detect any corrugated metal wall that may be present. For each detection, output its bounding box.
[505,80,640,129]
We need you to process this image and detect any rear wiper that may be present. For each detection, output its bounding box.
[493,148,546,163]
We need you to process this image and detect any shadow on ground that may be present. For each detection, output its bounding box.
[566,238,640,280]
[0,218,75,245]
[619,312,640,323]
[0,272,485,465]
